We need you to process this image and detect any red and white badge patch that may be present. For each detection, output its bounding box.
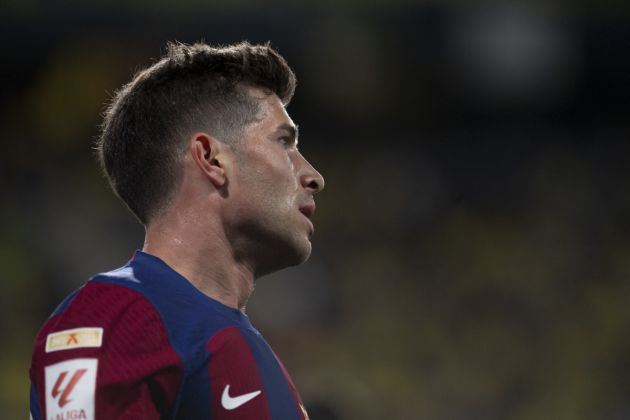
[45,358,97,420]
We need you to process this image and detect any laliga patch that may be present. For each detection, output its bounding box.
[45,358,97,420]
[46,328,103,353]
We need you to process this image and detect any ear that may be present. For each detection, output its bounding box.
[189,133,229,188]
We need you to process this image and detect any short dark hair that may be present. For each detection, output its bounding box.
[97,41,297,224]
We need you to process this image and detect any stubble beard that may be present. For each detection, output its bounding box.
[230,206,312,278]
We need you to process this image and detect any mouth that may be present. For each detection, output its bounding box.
[299,202,316,235]
[299,202,316,219]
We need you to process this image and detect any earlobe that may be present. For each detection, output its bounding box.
[190,133,228,188]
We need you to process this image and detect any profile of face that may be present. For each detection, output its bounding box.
[226,89,325,276]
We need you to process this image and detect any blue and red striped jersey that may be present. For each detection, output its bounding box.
[29,250,309,420]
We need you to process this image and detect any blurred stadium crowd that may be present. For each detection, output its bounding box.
[2,1,630,419]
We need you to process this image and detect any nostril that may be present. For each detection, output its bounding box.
[300,170,324,192]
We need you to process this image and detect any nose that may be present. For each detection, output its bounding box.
[298,153,325,194]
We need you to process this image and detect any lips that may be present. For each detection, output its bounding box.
[299,202,316,236]
[299,202,316,219]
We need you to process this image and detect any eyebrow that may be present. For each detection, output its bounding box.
[277,123,299,144]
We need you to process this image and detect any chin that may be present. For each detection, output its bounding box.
[292,239,313,265]
[280,234,312,267]
[257,235,312,277]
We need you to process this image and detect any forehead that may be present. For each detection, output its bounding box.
[246,88,295,132]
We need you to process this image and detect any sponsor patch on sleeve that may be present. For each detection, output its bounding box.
[45,358,98,420]
[45,328,103,353]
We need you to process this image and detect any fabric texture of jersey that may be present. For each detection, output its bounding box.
[30,251,308,420]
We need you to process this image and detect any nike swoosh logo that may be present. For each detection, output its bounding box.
[221,384,262,410]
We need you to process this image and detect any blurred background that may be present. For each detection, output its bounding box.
[2,1,630,419]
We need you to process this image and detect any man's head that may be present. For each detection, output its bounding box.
[97,41,324,276]
[97,41,296,224]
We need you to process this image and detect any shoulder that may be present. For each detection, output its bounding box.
[31,280,175,370]
[90,254,240,345]
[40,280,163,339]
[30,281,184,420]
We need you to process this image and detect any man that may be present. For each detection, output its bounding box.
[29,41,324,420]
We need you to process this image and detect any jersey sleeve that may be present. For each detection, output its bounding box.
[29,281,183,420]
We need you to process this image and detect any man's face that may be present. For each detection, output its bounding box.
[226,89,324,276]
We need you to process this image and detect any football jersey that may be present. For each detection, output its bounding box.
[29,250,309,420]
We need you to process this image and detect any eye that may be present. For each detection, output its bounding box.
[279,136,294,147]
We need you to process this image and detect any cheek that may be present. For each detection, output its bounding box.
[265,168,299,211]
[240,150,299,201]
[264,153,299,192]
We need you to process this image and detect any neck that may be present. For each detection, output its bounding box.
[142,212,256,312]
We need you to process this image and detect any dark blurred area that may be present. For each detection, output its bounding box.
[2,1,630,419]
